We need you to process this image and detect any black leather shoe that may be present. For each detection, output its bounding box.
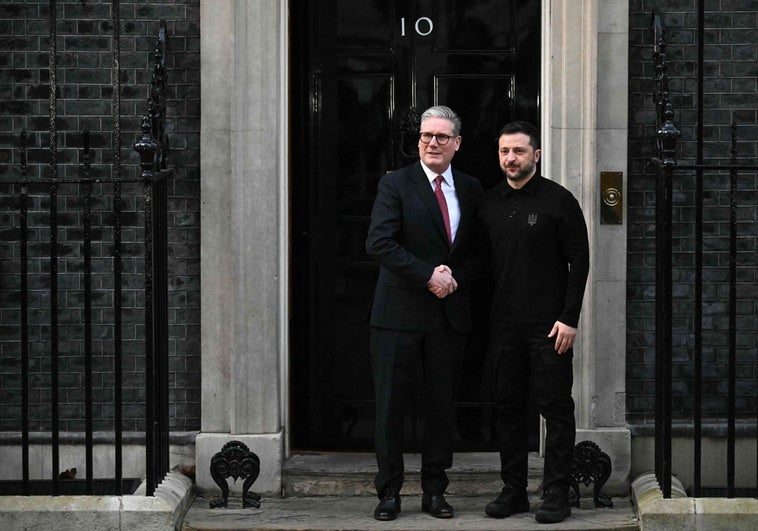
[421,493,454,519]
[535,484,571,524]
[373,490,401,521]
[485,484,530,518]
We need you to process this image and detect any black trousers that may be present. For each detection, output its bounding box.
[489,323,576,491]
[370,324,466,497]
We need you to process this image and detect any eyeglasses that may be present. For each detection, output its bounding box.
[419,132,454,145]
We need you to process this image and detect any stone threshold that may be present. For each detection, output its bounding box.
[0,471,195,531]
[631,472,758,530]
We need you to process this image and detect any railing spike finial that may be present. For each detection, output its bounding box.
[134,115,159,179]
[658,102,681,167]
[651,11,680,167]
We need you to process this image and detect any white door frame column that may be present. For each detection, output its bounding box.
[542,0,631,493]
[197,0,288,495]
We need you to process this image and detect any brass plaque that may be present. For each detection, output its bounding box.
[600,171,623,225]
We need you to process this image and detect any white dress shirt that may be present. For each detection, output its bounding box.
[420,162,461,243]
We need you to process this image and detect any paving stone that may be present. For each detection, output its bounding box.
[182,495,639,531]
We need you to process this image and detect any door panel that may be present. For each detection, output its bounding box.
[316,1,395,52]
[434,1,515,52]
[292,0,541,450]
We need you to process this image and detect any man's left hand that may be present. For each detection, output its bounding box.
[547,321,576,354]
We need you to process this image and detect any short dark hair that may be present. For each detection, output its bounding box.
[498,121,540,150]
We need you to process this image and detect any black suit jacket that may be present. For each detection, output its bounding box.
[366,162,484,332]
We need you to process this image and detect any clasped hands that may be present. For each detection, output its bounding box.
[427,265,457,299]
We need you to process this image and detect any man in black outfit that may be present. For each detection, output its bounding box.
[479,121,589,524]
[365,105,483,521]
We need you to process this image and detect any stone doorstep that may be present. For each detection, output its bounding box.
[631,472,758,531]
[0,472,195,531]
[282,451,544,497]
[185,452,640,530]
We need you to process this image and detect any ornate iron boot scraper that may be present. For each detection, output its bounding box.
[209,441,261,508]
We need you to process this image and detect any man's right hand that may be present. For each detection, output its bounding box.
[427,265,458,299]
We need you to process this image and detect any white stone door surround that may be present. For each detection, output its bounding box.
[197,0,631,496]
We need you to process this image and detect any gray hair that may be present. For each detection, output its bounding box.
[420,105,462,137]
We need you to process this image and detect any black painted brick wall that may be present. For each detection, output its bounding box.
[0,1,200,432]
[628,0,758,426]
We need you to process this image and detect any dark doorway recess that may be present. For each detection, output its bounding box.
[291,0,541,451]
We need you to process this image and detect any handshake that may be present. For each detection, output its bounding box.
[427,265,457,299]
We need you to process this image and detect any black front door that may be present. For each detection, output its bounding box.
[291,0,541,450]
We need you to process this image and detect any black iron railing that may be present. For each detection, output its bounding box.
[0,4,171,497]
[651,10,758,499]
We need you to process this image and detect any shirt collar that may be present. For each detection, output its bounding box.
[500,174,540,197]
[420,161,454,187]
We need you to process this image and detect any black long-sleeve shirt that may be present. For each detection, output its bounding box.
[479,176,590,328]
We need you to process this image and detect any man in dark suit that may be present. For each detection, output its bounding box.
[365,105,483,521]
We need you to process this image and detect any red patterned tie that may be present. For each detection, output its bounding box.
[434,175,452,244]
